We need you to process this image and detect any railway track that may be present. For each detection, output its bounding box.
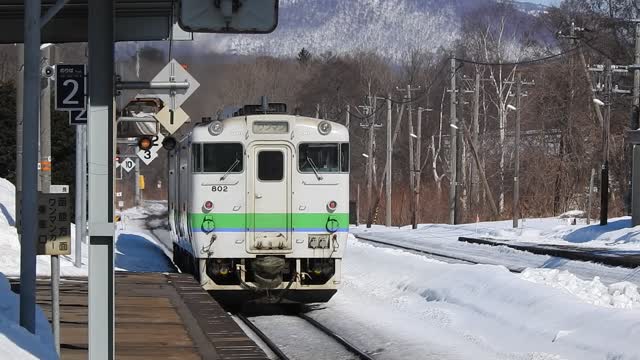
[354,234,526,273]
[237,312,374,360]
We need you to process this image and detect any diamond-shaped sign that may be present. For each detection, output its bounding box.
[137,149,159,165]
[154,107,189,134]
[144,59,200,109]
[121,158,136,173]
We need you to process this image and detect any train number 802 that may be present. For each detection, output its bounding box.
[212,186,229,192]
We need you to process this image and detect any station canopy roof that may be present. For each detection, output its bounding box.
[0,0,174,43]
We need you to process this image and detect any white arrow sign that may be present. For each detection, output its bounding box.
[154,107,189,135]
[137,132,165,165]
[121,158,136,173]
[144,59,200,109]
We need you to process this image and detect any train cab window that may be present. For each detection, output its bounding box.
[258,151,284,181]
[340,143,350,173]
[299,143,339,173]
[192,144,202,172]
[202,143,243,173]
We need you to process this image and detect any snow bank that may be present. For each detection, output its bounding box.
[521,268,640,309]
[312,238,640,360]
[0,272,57,360]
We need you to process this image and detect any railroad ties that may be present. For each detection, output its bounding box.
[10,272,268,360]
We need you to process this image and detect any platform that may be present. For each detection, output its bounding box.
[10,272,268,360]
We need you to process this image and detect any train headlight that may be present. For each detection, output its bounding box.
[318,121,332,135]
[208,121,224,136]
[203,201,214,212]
[327,200,337,213]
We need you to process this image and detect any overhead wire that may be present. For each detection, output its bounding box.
[345,37,605,122]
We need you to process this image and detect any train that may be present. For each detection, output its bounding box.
[167,102,350,304]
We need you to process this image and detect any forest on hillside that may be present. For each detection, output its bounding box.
[0,0,638,225]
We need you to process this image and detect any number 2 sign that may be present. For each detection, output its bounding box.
[55,64,86,111]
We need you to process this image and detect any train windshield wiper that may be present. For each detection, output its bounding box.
[220,159,240,181]
[307,157,323,181]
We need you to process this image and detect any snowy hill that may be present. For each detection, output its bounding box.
[193,0,547,62]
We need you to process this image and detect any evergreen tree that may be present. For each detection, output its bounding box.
[297,48,312,66]
[0,81,16,183]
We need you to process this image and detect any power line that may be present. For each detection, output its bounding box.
[454,44,583,67]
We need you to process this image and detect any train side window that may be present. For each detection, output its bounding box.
[192,144,202,172]
[299,143,339,173]
[258,151,283,181]
[340,143,350,173]
[203,143,244,173]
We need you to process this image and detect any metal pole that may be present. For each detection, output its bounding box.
[40,45,60,355]
[407,85,416,229]
[631,22,640,221]
[81,125,87,254]
[588,167,595,225]
[513,73,521,229]
[16,44,23,194]
[366,104,373,228]
[449,56,458,225]
[356,183,360,226]
[601,62,611,226]
[88,0,115,357]
[472,71,480,205]
[74,127,83,268]
[416,107,423,227]
[40,46,51,191]
[135,157,141,206]
[20,0,41,334]
[386,96,392,227]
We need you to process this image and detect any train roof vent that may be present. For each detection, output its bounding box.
[234,103,288,116]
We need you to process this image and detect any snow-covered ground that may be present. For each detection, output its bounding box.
[0,273,57,360]
[357,215,640,251]
[352,222,640,286]
[305,237,640,360]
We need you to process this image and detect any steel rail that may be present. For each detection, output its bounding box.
[297,313,375,360]
[236,313,290,360]
[354,234,525,273]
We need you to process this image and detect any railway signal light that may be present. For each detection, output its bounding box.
[137,136,154,151]
[162,136,177,151]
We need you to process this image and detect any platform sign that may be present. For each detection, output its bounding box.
[69,108,87,125]
[55,64,86,111]
[122,158,136,173]
[37,192,71,256]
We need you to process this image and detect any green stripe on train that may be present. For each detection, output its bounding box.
[188,213,349,229]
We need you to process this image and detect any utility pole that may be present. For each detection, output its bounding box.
[601,62,612,225]
[448,56,458,225]
[359,101,374,228]
[514,74,522,229]
[472,71,480,205]
[506,73,535,228]
[385,95,392,227]
[397,85,422,228]
[415,105,431,228]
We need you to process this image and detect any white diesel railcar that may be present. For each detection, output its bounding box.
[168,105,349,303]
